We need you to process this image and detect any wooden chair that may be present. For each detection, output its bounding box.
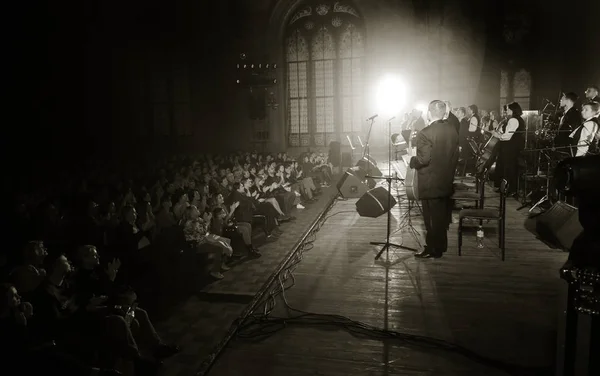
[458,179,507,261]
[452,169,489,209]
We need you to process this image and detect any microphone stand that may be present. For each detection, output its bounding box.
[529,149,552,213]
[368,117,418,261]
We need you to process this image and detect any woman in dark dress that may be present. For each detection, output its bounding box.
[491,102,526,195]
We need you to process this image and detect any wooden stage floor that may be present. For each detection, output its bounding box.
[207,166,567,375]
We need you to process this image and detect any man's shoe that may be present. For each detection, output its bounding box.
[415,250,441,259]
[249,248,262,258]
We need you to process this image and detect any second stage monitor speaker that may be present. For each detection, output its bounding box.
[536,201,582,251]
[336,171,369,198]
[356,186,397,218]
[356,156,382,178]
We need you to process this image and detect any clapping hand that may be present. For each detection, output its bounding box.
[231,201,240,211]
[21,302,34,319]
[106,258,121,281]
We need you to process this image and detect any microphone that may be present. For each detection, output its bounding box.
[388,116,396,121]
[543,98,555,106]
[366,114,378,121]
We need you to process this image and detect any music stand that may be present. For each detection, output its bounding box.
[368,117,418,261]
[397,194,423,248]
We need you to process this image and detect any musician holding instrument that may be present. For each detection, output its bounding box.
[569,101,600,157]
[467,105,482,142]
[456,107,472,175]
[488,111,500,131]
[409,100,459,259]
[555,92,583,147]
[401,109,426,141]
[491,101,526,195]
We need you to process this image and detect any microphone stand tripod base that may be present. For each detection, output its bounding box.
[372,241,416,261]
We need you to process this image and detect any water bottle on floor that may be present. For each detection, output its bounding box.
[476,226,485,248]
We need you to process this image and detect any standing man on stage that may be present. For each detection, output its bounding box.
[555,92,582,147]
[409,100,460,259]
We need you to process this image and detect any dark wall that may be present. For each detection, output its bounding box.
[530,0,600,107]
[7,0,236,173]
[6,0,598,176]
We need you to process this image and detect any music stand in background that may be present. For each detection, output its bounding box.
[346,134,356,167]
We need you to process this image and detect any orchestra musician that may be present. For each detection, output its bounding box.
[467,105,482,143]
[488,110,500,131]
[569,101,600,157]
[409,100,459,259]
[443,100,460,134]
[456,107,474,175]
[555,92,583,147]
[491,101,526,195]
[585,85,599,103]
[400,108,426,145]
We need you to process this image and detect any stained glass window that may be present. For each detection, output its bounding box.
[285,1,365,147]
[500,69,531,110]
[513,69,531,110]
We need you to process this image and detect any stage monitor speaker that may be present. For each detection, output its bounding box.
[329,141,341,167]
[336,171,369,198]
[356,157,382,179]
[351,167,377,189]
[536,201,583,251]
[356,186,397,218]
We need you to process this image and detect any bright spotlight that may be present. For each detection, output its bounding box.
[375,75,408,117]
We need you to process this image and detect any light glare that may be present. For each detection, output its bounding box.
[375,75,407,117]
[415,103,428,115]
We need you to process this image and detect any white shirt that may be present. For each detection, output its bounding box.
[497,118,519,141]
[569,119,599,156]
[468,116,479,132]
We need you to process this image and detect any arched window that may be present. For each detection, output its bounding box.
[285,1,365,147]
[500,68,532,110]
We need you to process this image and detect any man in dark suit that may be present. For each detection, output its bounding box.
[555,92,583,147]
[410,100,460,258]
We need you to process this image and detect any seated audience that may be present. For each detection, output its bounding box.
[181,205,232,280]
[211,193,261,257]
[0,283,121,375]
[3,150,326,374]
[10,240,48,296]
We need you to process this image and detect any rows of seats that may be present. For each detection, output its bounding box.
[0,150,333,376]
